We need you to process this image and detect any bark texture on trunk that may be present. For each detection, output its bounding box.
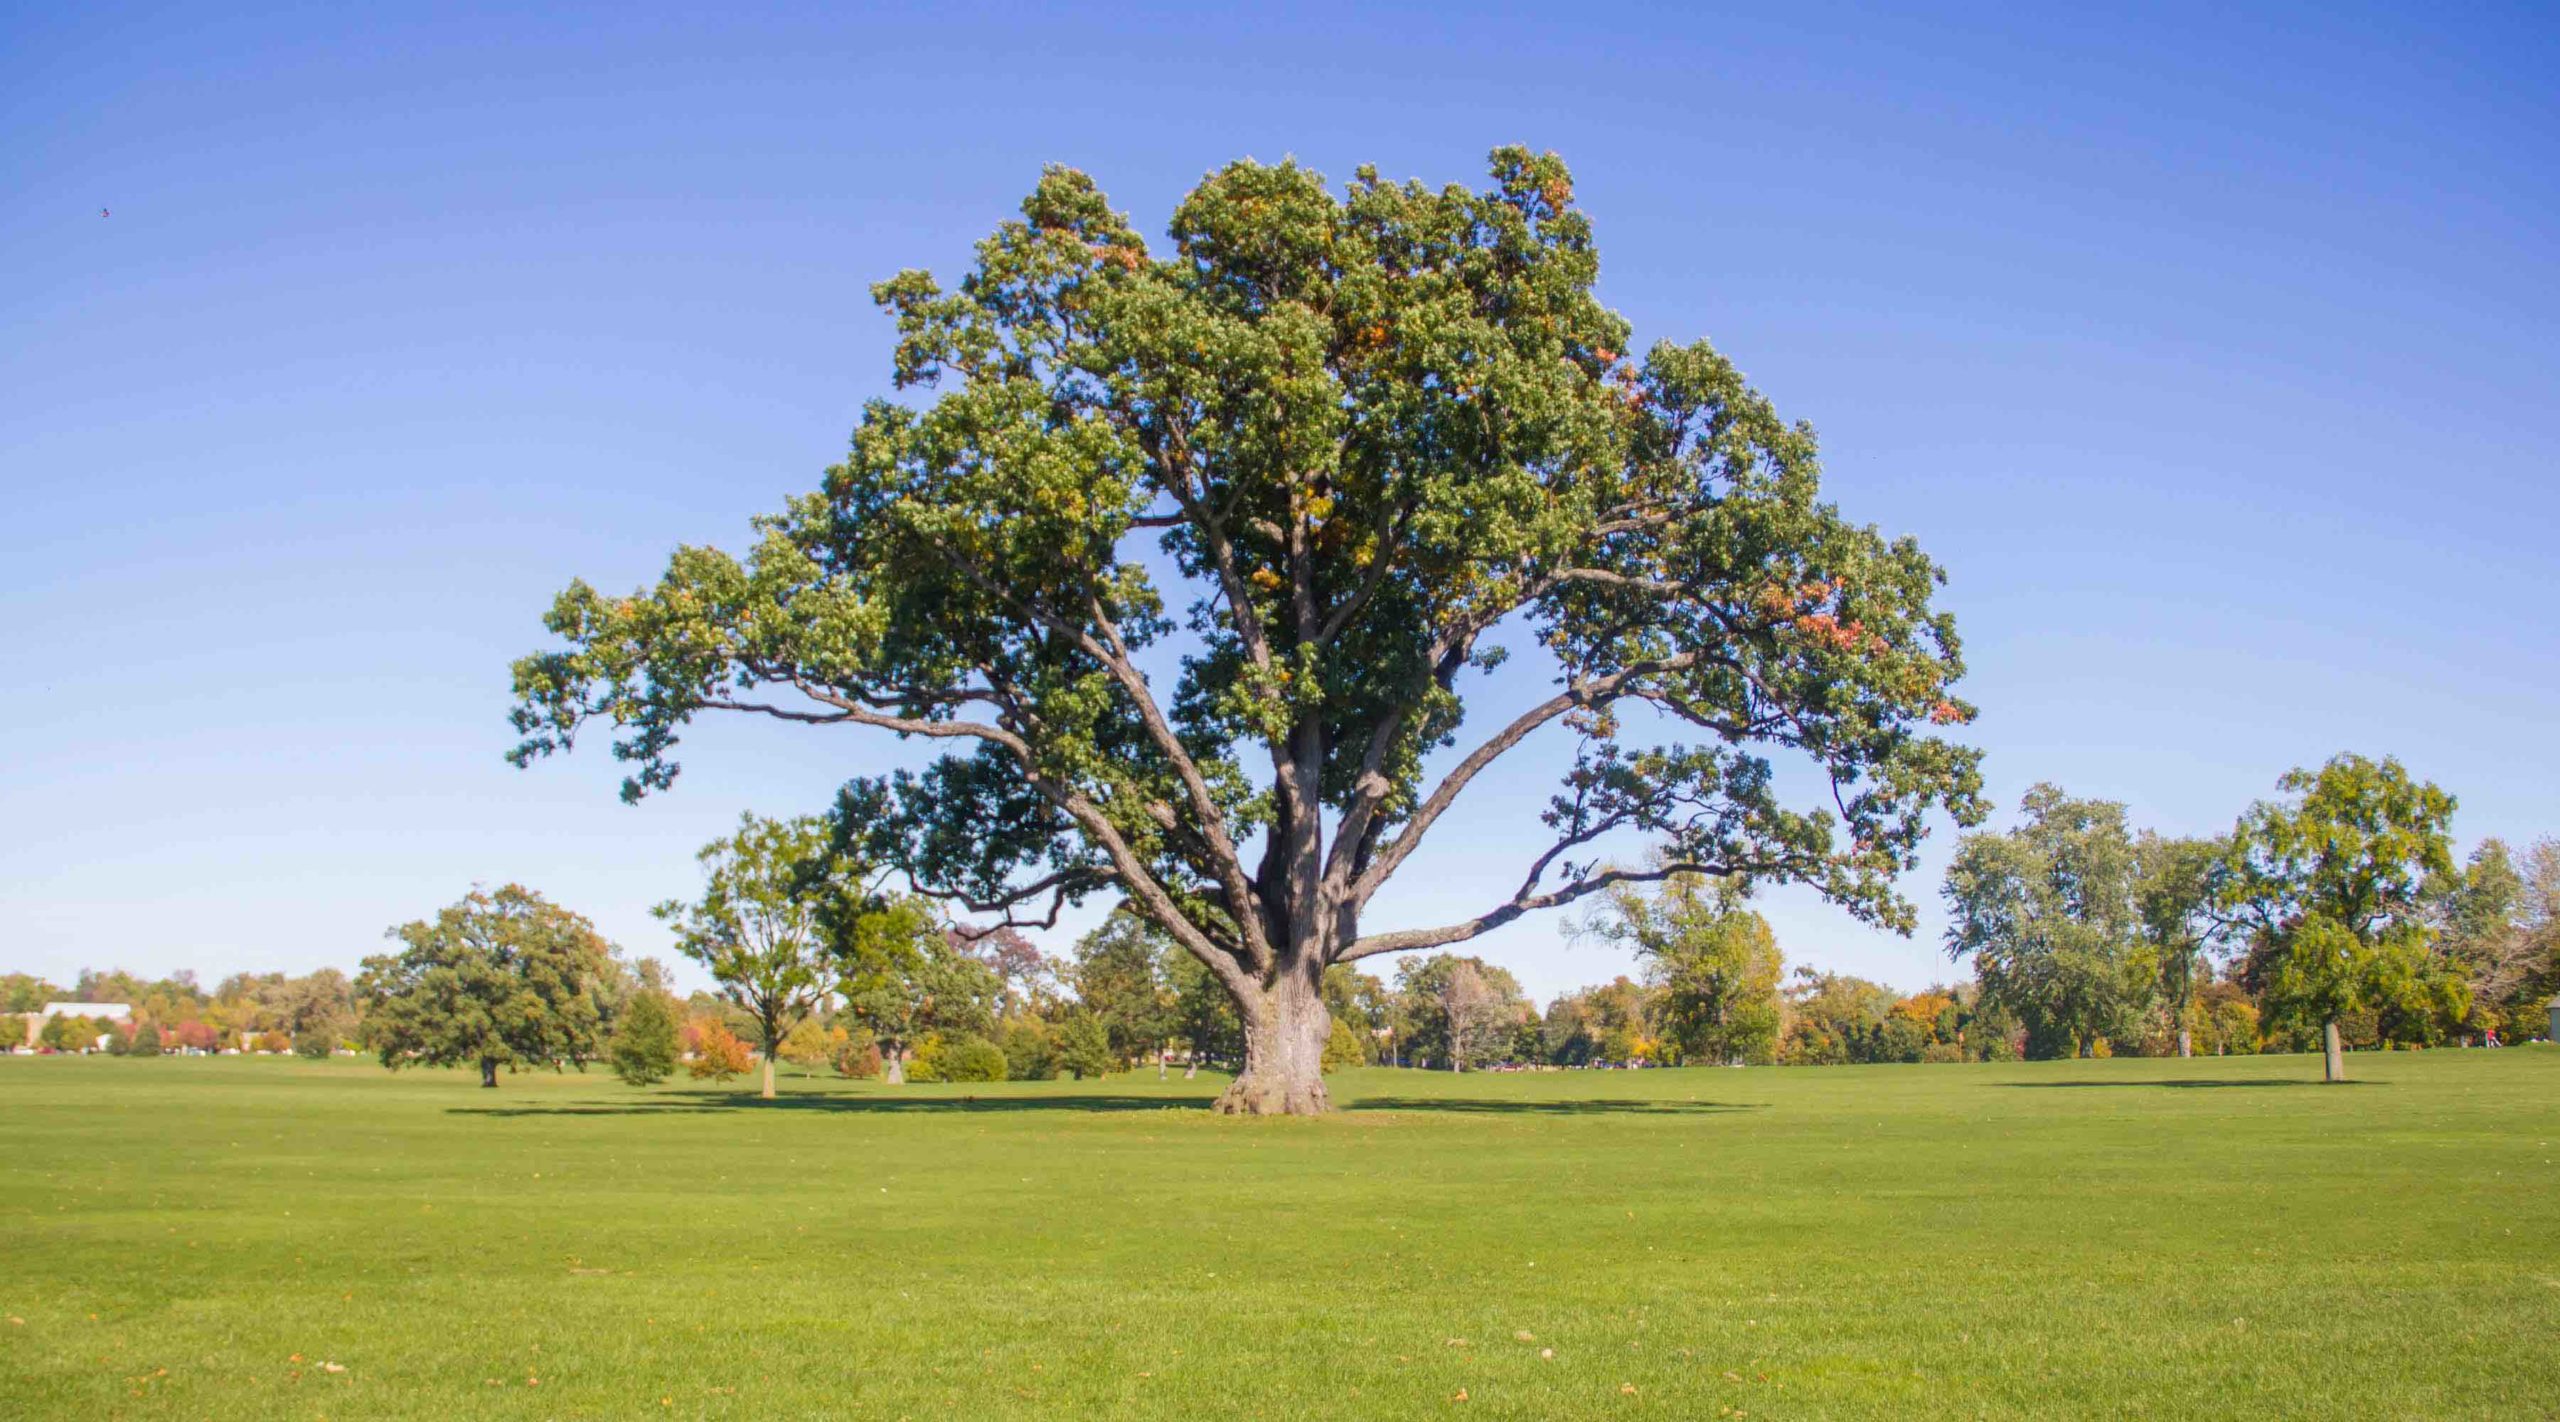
[884,1050,906,1085]
[761,1055,776,1100]
[479,1055,499,1088]
[1213,968,1332,1116]
[2322,1018,2346,1082]
[2177,1027,2192,1059]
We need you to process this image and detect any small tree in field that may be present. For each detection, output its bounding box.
[687,1017,753,1082]
[509,147,1984,1113]
[609,987,681,1086]
[1054,1012,1116,1080]
[129,1020,163,1057]
[2223,754,2464,1082]
[358,886,611,1087]
[655,814,854,1100]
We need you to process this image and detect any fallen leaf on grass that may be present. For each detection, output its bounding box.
[1540,1349,1555,1361]
[321,1362,346,1374]
[1451,1388,1469,1403]
[1621,1382,1639,1395]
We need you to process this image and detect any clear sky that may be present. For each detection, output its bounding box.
[5,1,2554,1006]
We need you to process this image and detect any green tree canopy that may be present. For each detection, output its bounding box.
[1070,909,1178,1067]
[2223,753,2463,1079]
[1943,784,2154,1059]
[508,148,1983,1113]
[1393,954,1529,1070]
[1584,867,1784,1065]
[2134,833,2235,1057]
[834,897,1002,1084]
[357,886,612,1088]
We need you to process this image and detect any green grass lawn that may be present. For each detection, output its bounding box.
[4,1050,2556,1420]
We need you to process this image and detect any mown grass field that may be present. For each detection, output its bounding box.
[4,1049,2556,1420]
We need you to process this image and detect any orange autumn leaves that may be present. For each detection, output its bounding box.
[1754,576,1968,727]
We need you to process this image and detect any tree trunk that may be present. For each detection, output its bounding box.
[2322,1018,2345,1083]
[761,1054,776,1100]
[2177,1027,2192,1059]
[479,1055,499,1088]
[884,1048,906,1085]
[1214,967,1331,1116]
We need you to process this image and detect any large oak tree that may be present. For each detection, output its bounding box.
[510,148,1984,1113]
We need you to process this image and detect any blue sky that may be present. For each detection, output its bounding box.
[4,1,2554,1004]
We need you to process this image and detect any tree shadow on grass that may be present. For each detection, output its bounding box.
[2005,1078,2382,1090]
[452,1091,1765,1119]
[451,1090,1216,1118]
[1343,1096,1763,1115]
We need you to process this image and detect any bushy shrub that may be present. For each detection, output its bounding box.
[128,1021,163,1057]
[1000,1019,1058,1081]
[1322,1018,1365,1074]
[910,1032,1006,1083]
[831,1026,884,1080]
[687,1018,753,1082]
[777,1018,833,1071]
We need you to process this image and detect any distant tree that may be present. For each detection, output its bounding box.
[2135,833,2235,1058]
[2514,839,2560,1038]
[1054,1012,1117,1080]
[1944,785,2154,1058]
[608,987,681,1086]
[1779,968,1900,1065]
[2191,979,2261,1056]
[2429,839,2547,1042]
[40,1014,90,1052]
[1395,955,1525,1071]
[504,149,1989,1115]
[282,969,355,1056]
[1166,947,1243,1074]
[128,1019,163,1057]
[173,1020,219,1054]
[954,925,1063,1018]
[1586,869,1784,1065]
[687,1017,754,1082]
[1320,964,1391,1063]
[357,886,612,1088]
[2224,754,2465,1081]
[835,897,1002,1083]
[0,974,63,1014]
[655,814,853,1100]
[1070,911,1178,1069]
